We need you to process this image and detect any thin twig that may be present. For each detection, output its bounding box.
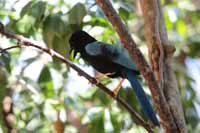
[0,45,20,53]
[0,23,154,132]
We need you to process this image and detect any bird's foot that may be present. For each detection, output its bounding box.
[89,72,113,85]
[95,72,115,80]
[112,79,125,97]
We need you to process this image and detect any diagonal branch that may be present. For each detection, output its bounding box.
[96,0,176,131]
[0,23,154,132]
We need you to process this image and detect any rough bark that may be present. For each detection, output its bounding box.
[139,0,186,132]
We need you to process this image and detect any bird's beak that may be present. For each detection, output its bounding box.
[69,47,77,59]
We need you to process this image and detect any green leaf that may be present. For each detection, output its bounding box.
[103,109,115,133]
[23,56,37,64]
[38,66,54,98]
[42,29,54,49]
[118,87,138,108]
[95,90,112,106]
[68,3,87,25]
[38,66,51,83]
[0,67,8,132]
[31,1,46,19]
[0,51,11,72]
[119,2,134,12]
[52,35,69,56]
[20,1,33,17]
[84,18,109,27]
[43,13,69,56]
[119,7,130,21]
[110,111,120,133]
[0,67,7,89]
[188,42,200,57]
[20,1,46,29]
[15,15,35,34]
[86,107,105,133]
[51,103,64,110]
[43,13,65,36]
[177,20,186,36]
[164,11,173,31]
[64,96,83,111]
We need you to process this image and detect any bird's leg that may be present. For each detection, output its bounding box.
[95,73,124,97]
[112,79,125,96]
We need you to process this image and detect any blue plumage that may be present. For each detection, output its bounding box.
[123,68,159,126]
[69,30,159,126]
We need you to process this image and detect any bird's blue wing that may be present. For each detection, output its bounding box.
[85,41,138,71]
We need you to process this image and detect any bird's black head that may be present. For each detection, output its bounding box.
[69,30,96,55]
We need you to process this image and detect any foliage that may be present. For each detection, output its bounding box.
[0,0,200,132]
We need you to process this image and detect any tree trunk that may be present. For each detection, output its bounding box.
[139,0,186,132]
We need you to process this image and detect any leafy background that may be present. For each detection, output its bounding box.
[0,0,200,132]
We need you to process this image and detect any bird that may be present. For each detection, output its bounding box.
[69,30,159,126]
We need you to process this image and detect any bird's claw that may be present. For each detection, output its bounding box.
[112,79,125,97]
[95,72,115,80]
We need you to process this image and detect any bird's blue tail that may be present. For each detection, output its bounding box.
[123,68,159,126]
